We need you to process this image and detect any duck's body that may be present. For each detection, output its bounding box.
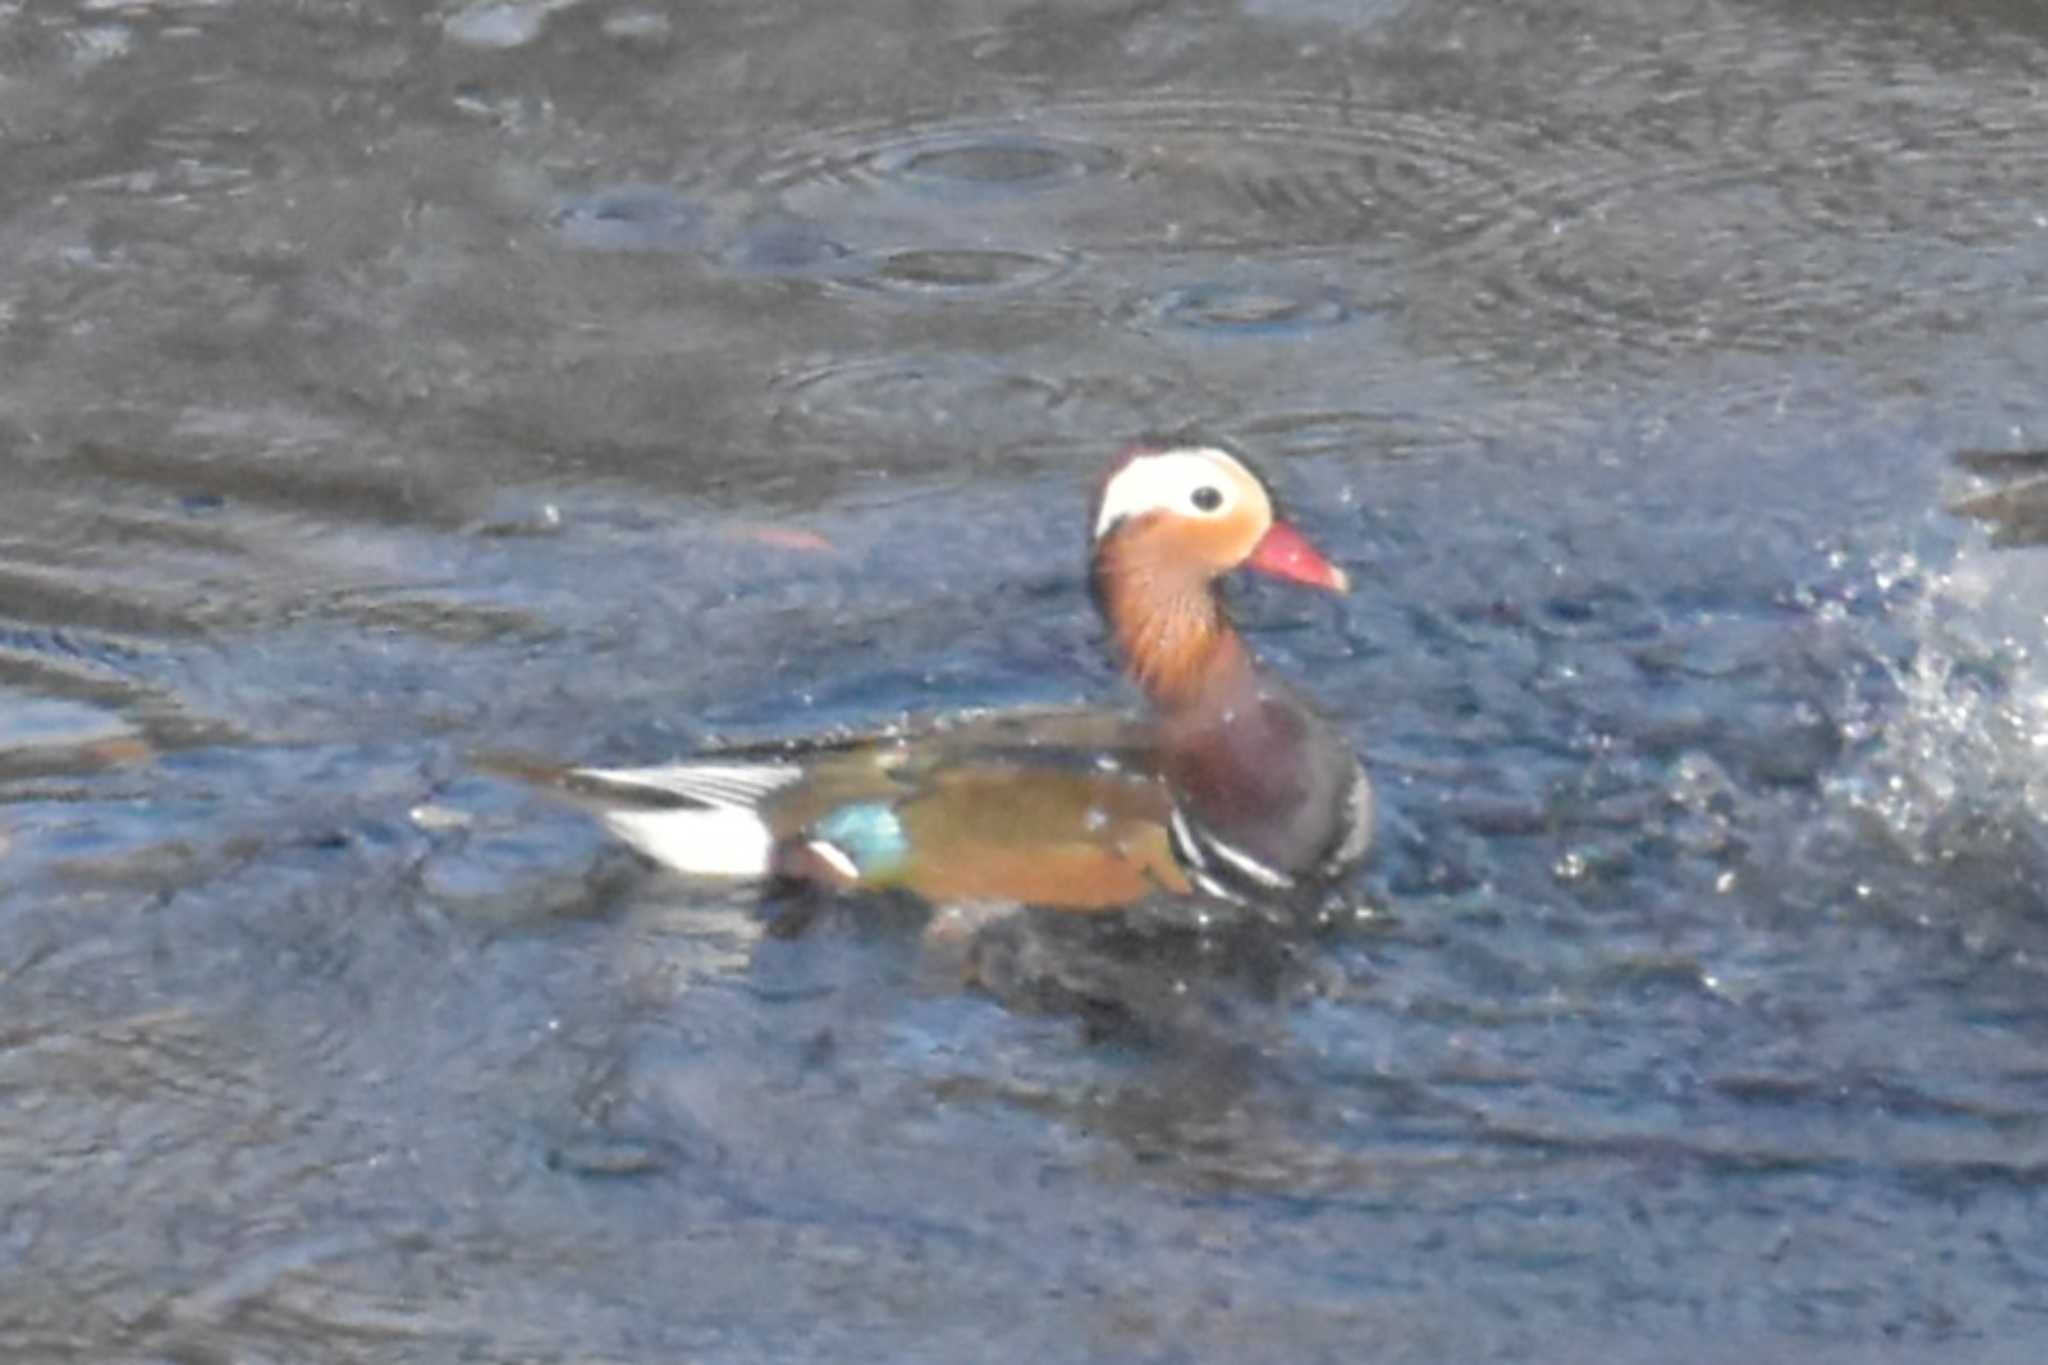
[505,442,1372,913]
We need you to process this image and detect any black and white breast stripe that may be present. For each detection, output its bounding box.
[1167,805,1295,905]
[1165,766,1372,905]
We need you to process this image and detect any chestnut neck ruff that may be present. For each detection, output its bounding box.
[1091,528,1259,717]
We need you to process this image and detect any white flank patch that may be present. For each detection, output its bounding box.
[599,805,775,878]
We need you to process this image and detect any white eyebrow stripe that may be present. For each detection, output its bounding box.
[1093,448,1248,539]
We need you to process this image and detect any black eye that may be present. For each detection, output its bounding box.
[1190,485,1223,512]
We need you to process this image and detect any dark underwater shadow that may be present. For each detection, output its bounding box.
[1949,449,2048,547]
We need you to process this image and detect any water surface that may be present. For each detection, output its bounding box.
[6,0,2048,1360]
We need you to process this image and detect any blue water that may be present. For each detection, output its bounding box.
[6,0,2048,1360]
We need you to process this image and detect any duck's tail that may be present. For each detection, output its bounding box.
[478,752,803,878]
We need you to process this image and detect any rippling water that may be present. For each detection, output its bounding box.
[7,0,2048,1360]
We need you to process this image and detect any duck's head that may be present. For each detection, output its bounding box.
[1090,442,1349,593]
[1088,442,1348,708]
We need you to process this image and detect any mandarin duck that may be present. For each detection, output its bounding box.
[500,442,1372,913]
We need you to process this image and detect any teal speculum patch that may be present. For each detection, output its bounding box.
[808,802,909,876]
